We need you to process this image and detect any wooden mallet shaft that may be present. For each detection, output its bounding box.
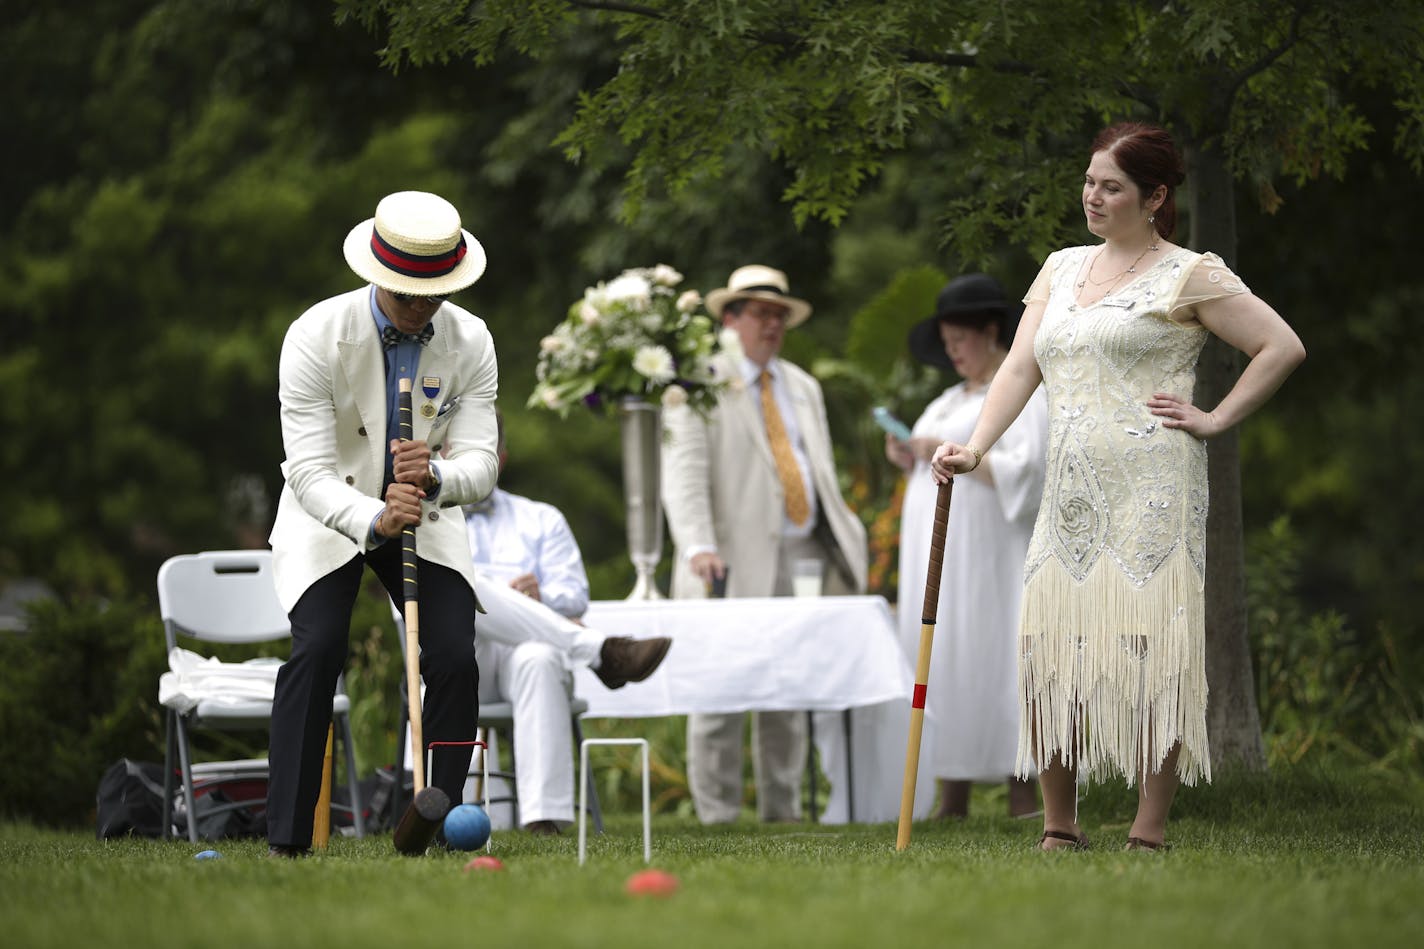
[312,723,334,849]
[390,376,451,855]
[896,480,953,851]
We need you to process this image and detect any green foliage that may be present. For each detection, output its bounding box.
[843,264,945,376]
[336,0,1424,250]
[0,597,166,827]
[1248,517,1424,783]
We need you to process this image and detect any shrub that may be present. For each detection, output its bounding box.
[0,595,166,827]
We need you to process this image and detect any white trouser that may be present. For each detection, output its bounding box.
[472,573,603,668]
[399,571,602,826]
[478,639,576,827]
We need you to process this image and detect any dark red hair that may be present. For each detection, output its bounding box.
[1091,122,1186,239]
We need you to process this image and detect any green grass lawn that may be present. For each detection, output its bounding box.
[3,764,1421,949]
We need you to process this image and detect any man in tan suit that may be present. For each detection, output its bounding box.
[661,265,869,823]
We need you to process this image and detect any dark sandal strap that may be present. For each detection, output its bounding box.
[1126,836,1171,851]
[1039,829,1090,850]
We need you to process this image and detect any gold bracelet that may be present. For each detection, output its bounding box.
[965,444,984,471]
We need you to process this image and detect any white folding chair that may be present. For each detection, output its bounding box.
[157,550,365,842]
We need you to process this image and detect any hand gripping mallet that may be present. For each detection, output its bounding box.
[896,479,953,851]
[391,376,452,854]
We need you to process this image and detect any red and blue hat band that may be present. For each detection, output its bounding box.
[370,228,467,278]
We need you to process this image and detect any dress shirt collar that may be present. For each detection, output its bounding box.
[740,356,780,387]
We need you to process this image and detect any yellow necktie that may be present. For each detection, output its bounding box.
[759,370,810,526]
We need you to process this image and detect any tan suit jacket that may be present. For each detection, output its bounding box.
[268,287,499,611]
[661,352,868,598]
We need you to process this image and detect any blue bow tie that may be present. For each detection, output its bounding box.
[382,323,434,349]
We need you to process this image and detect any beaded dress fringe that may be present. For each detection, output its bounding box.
[1015,547,1211,787]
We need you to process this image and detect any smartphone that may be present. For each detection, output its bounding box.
[871,406,913,442]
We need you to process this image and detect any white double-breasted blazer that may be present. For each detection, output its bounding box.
[661,352,868,599]
[268,287,499,611]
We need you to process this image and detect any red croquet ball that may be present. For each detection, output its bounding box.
[463,855,505,873]
[624,868,679,897]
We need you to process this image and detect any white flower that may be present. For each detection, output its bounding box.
[534,385,565,410]
[604,273,652,308]
[650,264,683,287]
[539,335,564,354]
[717,327,744,360]
[578,300,601,324]
[660,385,689,408]
[681,356,716,385]
[632,344,676,383]
[676,289,702,313]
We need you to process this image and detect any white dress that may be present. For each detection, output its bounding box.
[1018,246,1248,786]
[897,382,1048,781]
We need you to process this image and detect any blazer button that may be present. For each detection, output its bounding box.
[427,511,440,522]
[357,426,367,437]
[345,476,355,485]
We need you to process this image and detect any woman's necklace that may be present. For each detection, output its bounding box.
[1076,237,1160,293]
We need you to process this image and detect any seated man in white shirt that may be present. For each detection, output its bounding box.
[465,413,669,834]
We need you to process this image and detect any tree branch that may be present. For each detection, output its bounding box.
[560,0,1037,75]
[1227,4,1306,102]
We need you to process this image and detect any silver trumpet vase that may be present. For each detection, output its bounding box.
[618,397,665,599]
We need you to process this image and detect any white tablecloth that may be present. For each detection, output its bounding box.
[572,595,935,824]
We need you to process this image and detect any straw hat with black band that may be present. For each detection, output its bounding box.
[704,265,813,328]
[907,273,1023,369]
[343,191,488,296]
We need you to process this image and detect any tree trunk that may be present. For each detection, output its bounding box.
[1184,137,1267,771]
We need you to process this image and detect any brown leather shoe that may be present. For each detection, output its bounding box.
[524,820,561,836]
[595,636,672,689]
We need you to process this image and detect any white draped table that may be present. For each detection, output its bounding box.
[572,595,935,824]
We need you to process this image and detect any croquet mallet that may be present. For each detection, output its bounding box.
[895,479,953,851]
[390,376,452,854]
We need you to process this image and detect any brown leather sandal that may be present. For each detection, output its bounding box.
[1038,829,1090,851]
[1124,836,1172,852]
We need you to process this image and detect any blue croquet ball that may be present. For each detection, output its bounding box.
[443,804,491,851]
[194,850,222,860]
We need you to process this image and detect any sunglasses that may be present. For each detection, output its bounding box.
[391,291,449,305]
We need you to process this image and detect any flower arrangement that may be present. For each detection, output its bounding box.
[528,264,730,418]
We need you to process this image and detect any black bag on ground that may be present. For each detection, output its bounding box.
[96,759,169,839]
[188,787,267,840]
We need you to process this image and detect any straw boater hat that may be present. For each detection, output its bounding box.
[343,191,487,296]
[907,273,1022,369]
[704,265,813,328]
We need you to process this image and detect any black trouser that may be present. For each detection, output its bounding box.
[267,542,478,847]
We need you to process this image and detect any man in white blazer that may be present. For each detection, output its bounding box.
[266,191,500,856]
[661,265,869,823]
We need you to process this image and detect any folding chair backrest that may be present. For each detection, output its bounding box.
[157,550,290,651]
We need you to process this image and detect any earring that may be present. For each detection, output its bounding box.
[1148,214,1155,224]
